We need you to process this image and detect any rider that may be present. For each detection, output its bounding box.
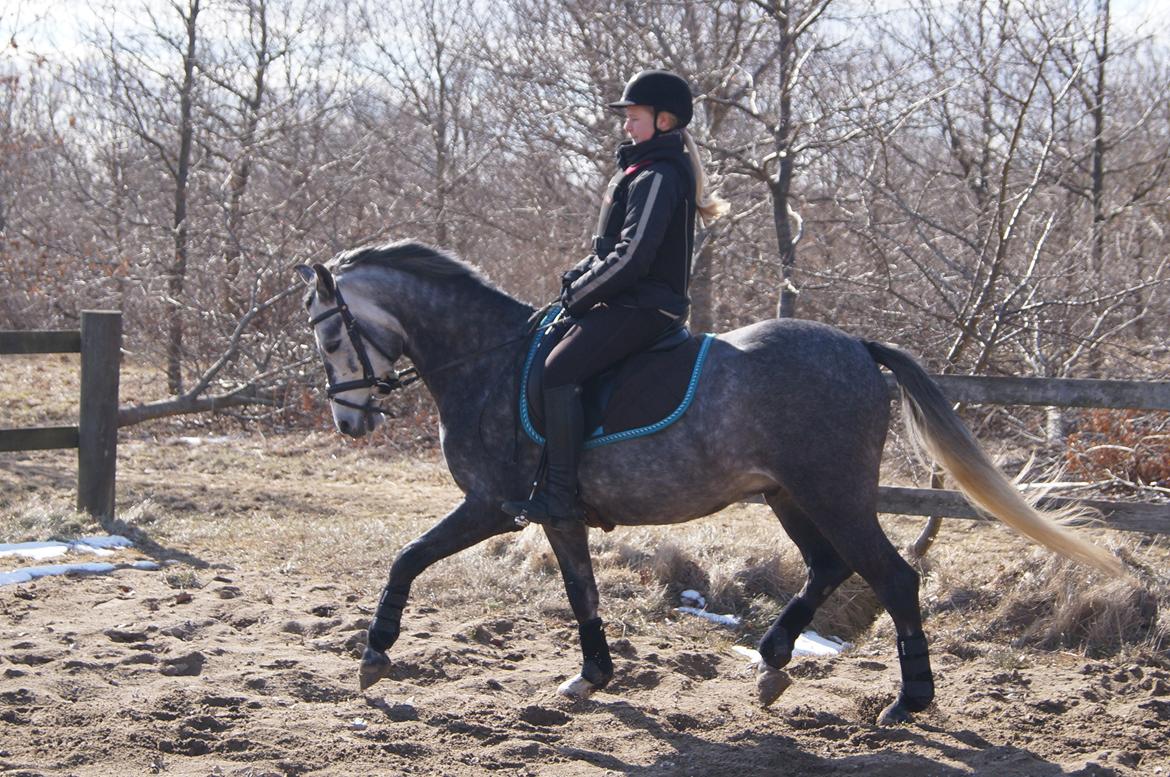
[502,69,729,529]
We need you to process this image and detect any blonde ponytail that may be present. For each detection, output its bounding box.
[682,129,730,226]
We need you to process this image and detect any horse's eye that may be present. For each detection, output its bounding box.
[323,339,342,354]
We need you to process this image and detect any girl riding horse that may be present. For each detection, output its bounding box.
[502,70,729,530]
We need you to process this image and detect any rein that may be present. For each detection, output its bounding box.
[311,286,558,415]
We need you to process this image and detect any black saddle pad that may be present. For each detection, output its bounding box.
[523,312,707,445]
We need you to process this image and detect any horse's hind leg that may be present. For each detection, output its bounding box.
[793,492,934,725]
[755,491,854,706]
[850,544,934,725]
[543,522,613,699]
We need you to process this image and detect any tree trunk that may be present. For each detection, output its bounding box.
[223,0,271,316]
[771,0,798,320]
[1087,0,1110,376]
[167,0,201,395]
[772,172,797,319]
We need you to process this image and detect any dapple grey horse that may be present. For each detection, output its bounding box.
[296,241,1121,725]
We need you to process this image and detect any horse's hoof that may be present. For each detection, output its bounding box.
[557,674,596,700]
[877,699,913,726]
[756,665,792,708]
[359,647,393,691]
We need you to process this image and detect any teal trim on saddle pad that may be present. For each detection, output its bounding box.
[520,305,714,450]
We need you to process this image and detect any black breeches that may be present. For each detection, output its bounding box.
[544,304,674,388]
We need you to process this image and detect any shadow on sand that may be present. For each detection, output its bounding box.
[553,698,1120,777]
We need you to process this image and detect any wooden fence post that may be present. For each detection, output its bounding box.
[78,311,122,520]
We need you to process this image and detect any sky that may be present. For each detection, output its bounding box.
[5,0,1166,69]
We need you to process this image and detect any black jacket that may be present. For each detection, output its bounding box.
[564,131,696,319]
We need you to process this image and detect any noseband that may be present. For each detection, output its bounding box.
[308,284,419,413]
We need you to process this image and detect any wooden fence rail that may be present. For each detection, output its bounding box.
[0,311,122,519]
[877,486,1169,535]
[2,316,1165,533]
[879,373,1170,534]
[888,374,1170,411]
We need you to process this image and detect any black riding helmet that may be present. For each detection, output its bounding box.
[608,69,694,129]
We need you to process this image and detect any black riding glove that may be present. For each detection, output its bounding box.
[561,256,592,288]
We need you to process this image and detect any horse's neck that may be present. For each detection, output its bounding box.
[372,272,532,409]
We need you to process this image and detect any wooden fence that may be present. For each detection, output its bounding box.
[1,312,1165,533]
[877,373,1170,535]
[0,311,122,520]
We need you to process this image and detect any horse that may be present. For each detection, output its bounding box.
[295,240,1122,725]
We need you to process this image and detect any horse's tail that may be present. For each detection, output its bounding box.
[863,340,1124,577]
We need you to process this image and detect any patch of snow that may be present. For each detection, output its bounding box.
[732,645,764,665]
[0,536,156,586]
[76,546,117,557]
[77,535,133,550]
[177,435,236,445]
[0,542,69,561]
[794,630,852,657]
[675,590,739,628]
[731,631,851,667]
[675,606,741,628]
[0,562,116,586]
[0,535,133,560]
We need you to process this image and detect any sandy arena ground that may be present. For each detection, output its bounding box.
[1,429,1168,777]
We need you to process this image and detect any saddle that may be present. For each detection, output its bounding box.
[521,307,713,448]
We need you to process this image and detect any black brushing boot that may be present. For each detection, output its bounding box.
[502,384,585,529]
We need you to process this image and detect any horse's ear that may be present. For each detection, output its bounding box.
[311,263,336,298]
[294,264,315,285]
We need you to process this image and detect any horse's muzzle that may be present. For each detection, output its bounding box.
[335,405,381,437]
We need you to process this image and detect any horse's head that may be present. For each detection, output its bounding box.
[295,262,410,438]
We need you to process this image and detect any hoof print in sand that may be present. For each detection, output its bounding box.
[519,705,571,727]
[376,702,420,722]
[160,651,206,677]
[104,627,149,643]
[670,651,721,680]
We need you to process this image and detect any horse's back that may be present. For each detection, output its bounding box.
[701,318,892,491]
[578,317,891,524]
[712,318,888,407]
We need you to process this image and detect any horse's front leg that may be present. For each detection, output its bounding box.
[360,497,517,690]
[543,522,613,699]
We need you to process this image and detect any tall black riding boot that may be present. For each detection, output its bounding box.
[502,384,585,528]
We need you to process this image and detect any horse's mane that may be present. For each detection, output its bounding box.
[332,240,484,282]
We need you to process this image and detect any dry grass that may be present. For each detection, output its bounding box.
[917,523,1169,658]
[0,495,101,544]
[450,512,889,650]
[986,546,1168,656]
[0,354,82,428]
[3,373,1169,663]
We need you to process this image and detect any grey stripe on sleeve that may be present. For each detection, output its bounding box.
[573,171,664,301]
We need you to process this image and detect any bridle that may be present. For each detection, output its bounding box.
[308,283,420,413]
[309,282,558,416]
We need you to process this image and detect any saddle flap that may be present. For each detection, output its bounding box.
[523,312,708,446]
[599,335,703,436]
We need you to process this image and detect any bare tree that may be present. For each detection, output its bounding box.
[199,0,287,314]
[2,0,1166,435]
[83,0,205,394]
[350,0,500,255]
